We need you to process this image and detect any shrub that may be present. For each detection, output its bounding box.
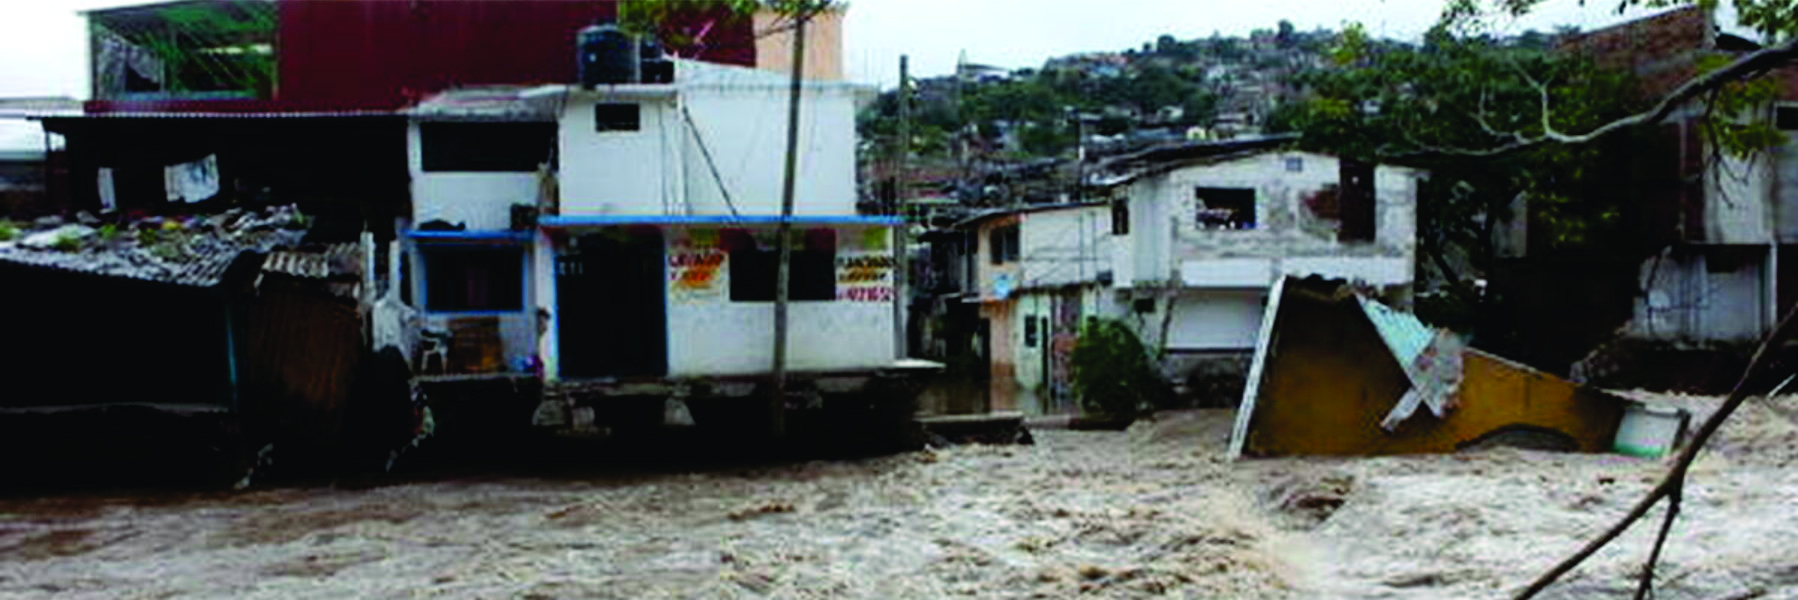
[50,231,82,252]
[0,220,17,242]
[1069,318,1168,419]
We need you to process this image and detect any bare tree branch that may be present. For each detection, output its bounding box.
[1513,299,1798,599]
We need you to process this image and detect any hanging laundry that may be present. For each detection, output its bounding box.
[164,154,219,203]
[97,167,117,213]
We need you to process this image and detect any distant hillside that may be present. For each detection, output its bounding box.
[858,22,1336,163]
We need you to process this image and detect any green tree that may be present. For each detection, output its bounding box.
[1069,318,1167,419]
[1284,25,1658,351]
[1431,0,1794,156]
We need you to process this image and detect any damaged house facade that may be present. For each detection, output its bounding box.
[1564,8,1798,349]
[925,138,1421,415]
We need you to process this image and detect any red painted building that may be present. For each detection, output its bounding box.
[86,0,758,113]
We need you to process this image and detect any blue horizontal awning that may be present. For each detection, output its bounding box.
[406,230,534,242]
[540,214,904,228]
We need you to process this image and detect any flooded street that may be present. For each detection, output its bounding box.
[1,398,1795,599]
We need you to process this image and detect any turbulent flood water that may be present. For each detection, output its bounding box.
[1,395,1795,599]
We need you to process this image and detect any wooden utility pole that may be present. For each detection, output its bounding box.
[770,2,811,437]
[893,55,911,359]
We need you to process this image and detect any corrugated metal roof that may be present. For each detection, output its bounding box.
[408,87,561,121]
[0,207,309,287]
[1358,296,1434,366]
[262,243,361,280]
[28,110,397,120]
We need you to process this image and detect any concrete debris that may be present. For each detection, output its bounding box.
[1232,276,1639,458]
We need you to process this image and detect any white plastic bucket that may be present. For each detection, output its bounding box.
[1614,402,1689,458]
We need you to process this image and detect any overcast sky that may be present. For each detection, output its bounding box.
[0,0,1688,149]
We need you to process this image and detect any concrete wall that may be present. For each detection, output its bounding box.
[1239,289,1625,457]
[981,298,1018,412]
[1167,290,1265,350]
[752,8,845,81]
[557,93,684,216]
[661,225,897,377]
[1018,205,1114,289]
[1119,151,1418,288]
[679,62,861,217]
[1706,150,1776,244]
[408,122,543,231]
[1777,106,1798,241]
[971,215,1022,301]
[1632,246,1771,342]
[556,62,863,218]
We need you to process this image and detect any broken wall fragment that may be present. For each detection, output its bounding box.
[1231,276,1630,458]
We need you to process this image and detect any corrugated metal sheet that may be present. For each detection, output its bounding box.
[243,276,365,448]
[1358,296,1433,366]
[262,243,361,280]
[276,0,754,111]
[0,208,308,287]
[407,87,561,121]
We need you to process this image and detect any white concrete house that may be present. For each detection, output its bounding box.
[951,142,1422,414]
[401,59,923,429]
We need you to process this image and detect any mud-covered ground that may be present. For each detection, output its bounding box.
[1,393,1795,599]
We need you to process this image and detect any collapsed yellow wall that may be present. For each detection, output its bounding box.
[1241,295,1625,457]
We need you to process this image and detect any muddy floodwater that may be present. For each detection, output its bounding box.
[1,394,1795,599]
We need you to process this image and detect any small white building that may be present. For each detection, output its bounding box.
[949,141,1422,414]
[401,59,922,430]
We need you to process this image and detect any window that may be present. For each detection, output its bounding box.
[421,246,525,312]
[1284,156,1304,173]
[1194,187,1256,229]
[1338,159,1377,242]
[1111,200,1130,235]
[988,223,1020,264]
[1024,315,1039,347]
[595,103,641,132]
[1778,106,1798,131]
[727,229,837,302]
[420,122,556,172]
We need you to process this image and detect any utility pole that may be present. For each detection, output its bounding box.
[893,55,911,360]
[770,2,812,438]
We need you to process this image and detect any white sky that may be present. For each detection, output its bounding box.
[0,0,1692,150]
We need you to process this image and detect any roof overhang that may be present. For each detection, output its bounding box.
[541,214,904,228]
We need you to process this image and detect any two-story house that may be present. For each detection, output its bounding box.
[403,53,931,434]
[931,137,1422,415]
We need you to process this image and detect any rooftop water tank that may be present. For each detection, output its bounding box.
[640,34,674,84]
[578,23,639,87]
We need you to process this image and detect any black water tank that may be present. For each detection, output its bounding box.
[578,24,639,87]
[639,35,674,84]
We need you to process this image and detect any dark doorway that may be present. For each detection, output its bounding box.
[557,228,667,379]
